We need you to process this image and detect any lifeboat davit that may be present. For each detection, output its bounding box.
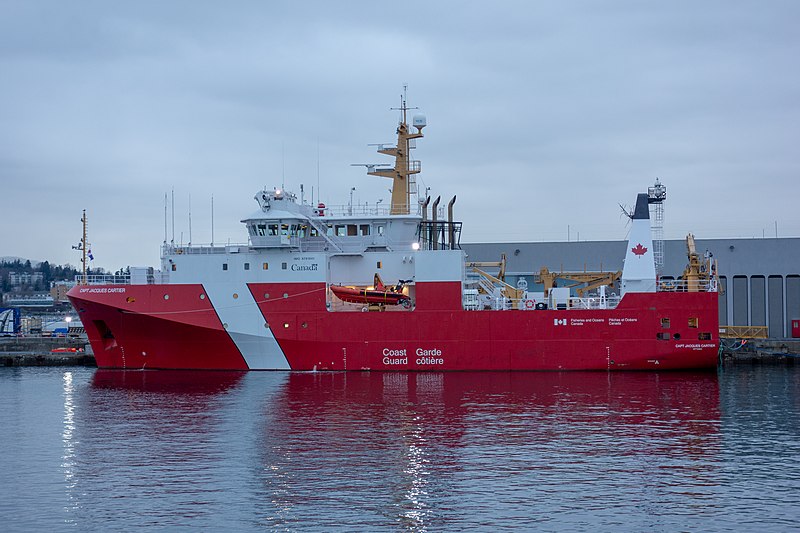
[331,274,412,308]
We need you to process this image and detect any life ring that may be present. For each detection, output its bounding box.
[524,299,536,310]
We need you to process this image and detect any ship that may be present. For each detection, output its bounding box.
[67,96,720,371]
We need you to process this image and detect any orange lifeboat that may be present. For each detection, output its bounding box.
[331,274,411,308]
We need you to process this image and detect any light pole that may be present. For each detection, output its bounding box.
[349,187,356,215]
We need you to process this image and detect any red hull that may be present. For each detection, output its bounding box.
[68,281,719,371]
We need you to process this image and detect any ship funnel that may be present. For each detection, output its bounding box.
[621,193,657,295]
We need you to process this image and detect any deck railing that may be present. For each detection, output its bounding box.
[657,279,718,292]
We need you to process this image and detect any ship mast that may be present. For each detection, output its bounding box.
[368,87,426,215]
[72,210,89,285]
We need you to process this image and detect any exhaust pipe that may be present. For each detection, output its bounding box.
[447,195,457,249]
[431,196,441,250]
[421,195,431,247]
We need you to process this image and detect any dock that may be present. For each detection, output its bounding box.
[1,337,95,367]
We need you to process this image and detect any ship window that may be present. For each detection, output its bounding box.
[326,224,333,236]
[673,333,681,340]
[256,224,267,236]
[377,261,382,269]
[656,332,670,340]
[360,224,370,236]
[171,264,177,271]
[222,263,228,271]
[268,224,278,236]
[262,262,269,270]
[335,225,346,237]
[377,225,385,236]
[248,225,256,236]
[282,262,287,270]
[661,318,670,329]
[699,332,712,340]
[244,263,250,270]
[281,224,289,236]
[688,317,698,328]
[298,225,307,238]
[347,224,357,236]
[310,227,319,237]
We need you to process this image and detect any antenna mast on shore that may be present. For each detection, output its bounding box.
[648,178,667,277]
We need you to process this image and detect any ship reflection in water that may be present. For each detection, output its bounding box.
[257,371,721,530]
[56,369,728,530]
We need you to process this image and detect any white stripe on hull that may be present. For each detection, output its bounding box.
[203,282,290,370]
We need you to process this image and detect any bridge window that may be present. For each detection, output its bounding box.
[360,224,370,236]
[336,225,346,237]
[377,225,385,236]
[256,224,267,236]
[281,224,289,236]
[268,224,278,236]
[310,227,319,237]
[347,224,357,236]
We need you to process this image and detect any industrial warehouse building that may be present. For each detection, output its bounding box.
[462,237,800,340]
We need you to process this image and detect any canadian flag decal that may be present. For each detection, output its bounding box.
[554,318,567,326]
[631,243,648,256]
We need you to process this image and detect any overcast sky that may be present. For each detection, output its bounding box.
[2,1,798,269]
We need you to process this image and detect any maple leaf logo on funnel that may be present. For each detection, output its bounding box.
[631,243,648,256]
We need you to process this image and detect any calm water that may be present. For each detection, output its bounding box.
[1,366,798,532]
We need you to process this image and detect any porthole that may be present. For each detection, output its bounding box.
[264,322,270,329]
[283,323,290,328]
[302,322,308,329]
[200,294,206,300]
[264,293,270,299]
[233,293,239,299]
[163,294,170,300]
[223,323,228,329]
[283,293,289,298]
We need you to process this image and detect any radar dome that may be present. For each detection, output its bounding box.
[412,114,427,131]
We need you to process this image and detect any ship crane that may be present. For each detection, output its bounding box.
[535,267,622,297]
[678,233,718,292]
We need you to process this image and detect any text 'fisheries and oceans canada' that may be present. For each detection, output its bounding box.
[382,347,444,365]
